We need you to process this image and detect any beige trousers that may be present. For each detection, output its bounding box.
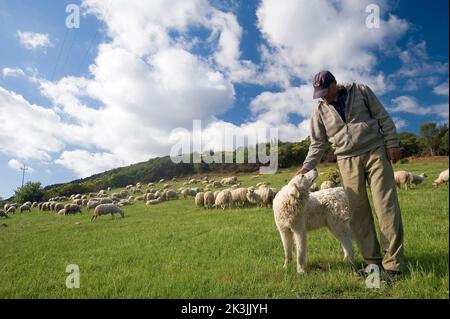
[337,146,404,271]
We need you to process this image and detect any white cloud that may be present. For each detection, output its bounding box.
[389,96,449,119]
[55,150,126,178]
[392,117,408,131]
[2,67,25,78]
[433,81,449,96]
[16,30,52,50]
[8,159,34,173]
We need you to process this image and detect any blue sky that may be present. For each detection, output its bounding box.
[0,0,448,199]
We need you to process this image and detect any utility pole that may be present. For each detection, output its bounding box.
[20,164,28,188]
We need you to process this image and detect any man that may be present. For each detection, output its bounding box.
[296,70,404,283]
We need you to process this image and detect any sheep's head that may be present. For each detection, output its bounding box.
[288,169,318,199]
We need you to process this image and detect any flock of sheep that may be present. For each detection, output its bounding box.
[0,168,448,221]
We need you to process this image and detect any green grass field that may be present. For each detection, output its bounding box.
[1,161,448,299]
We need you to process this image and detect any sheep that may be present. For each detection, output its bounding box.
[99,198,113,204]
[394,171,426,190]
[195,192,205,208]
[20,204,31,213]
[246,188,262,207]
[87,200,100,211]
[146,197,164,205]
[257,186,276,208]
[221,176,238,185]
[54,203,64,211]
[163,183,172,189]
[91,204,124,221]
[107,187,112,191]
[433,169,449,188]
[273,169,354,273]
[214,190,232,210]
[32,202,38,208]
[118,199,133,206]
[320,180,335,190]
[230,188,249,207]
[81,199,88,207]
[24,201,32,207]
[64,204,82,215]
[73,199,83,206]
[159,179,165,183]
[164,189,178,200]
[211,181,222,188]
[148,182,155,187]
[203,191,215,209]
[6,206,16,214]
[135,196,145,201]
[0,210,8,218]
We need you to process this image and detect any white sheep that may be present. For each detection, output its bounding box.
[203,191,215,209]
[215,189,232,210]
[146,197,164,205]
[230,188,249,207]
[6,206,16,214]
[273,170,354,273]
[19,204,31,213]
[320,180,335,190]
[91,204,124,221]
[394,171,426,190]
[195,192,205,208]
[433,169,449,188]
[87,200,100,211]
[246,188,262,207]
[256,185,275,208]
[64,204,82,215]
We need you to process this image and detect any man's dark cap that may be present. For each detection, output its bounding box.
[313,71,336,99]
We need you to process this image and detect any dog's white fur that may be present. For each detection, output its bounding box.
[273,169,354,273]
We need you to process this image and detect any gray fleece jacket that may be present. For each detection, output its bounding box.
[302,82,399,170]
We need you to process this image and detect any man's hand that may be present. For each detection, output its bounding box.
[294,166,309,176]
[387,147,401,163]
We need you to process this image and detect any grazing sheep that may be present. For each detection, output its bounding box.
[320,180,335,190]
[195,192,205,208]
[145,193,156,201]
[213,191,220,201]
[99,198,113,204]
[64,204,82,215]
[57,209,66,216]
[221,176,238,185]
[73,199,83,206]
[204,191,215,209]
[20,204,31,213]
[107,187,111,191]
[215,190,232,210]
[87,200,100,211]
[212,181,222,188]
[394,171,426,190]
[81,199,88,207]
[273,170,354,273]
[91,204,124,221]
[159,179,165,183]
[118,199,133,206]
[146,197,164,205]
[231,188,249,207]
[148,182,155,187]
[135,196,145,201]
[0,210,8,218]
[433,169,449,188]
[257,185,275,208]
[54,203,64,211]
[164,189,178,200]
[246,188,262,207]
[24,201,32,207]
[32,202,38,208]
[6,206,16,214]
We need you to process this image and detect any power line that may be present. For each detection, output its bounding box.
[20,164,29,188]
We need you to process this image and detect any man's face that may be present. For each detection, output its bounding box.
[324,81,338,103]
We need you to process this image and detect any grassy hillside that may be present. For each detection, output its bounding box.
[0,161,448,298]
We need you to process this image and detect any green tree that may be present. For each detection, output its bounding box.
[14,182,45,204]
[399,131,419,157]
[419,122,441,156]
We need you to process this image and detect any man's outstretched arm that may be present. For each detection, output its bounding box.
[295,111,328,175]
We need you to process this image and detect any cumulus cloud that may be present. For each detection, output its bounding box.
[389,96,449,119]
[433,81,449,96]
[8,159,34,172]
[2,67,25,78]
[16,30,52,50]
[55,150,126,178]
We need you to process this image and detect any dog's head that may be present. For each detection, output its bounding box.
[287,169,318,199]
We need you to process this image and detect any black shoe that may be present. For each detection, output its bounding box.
[381,270,402,284]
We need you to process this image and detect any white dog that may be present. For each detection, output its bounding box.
[273,169,354,273]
